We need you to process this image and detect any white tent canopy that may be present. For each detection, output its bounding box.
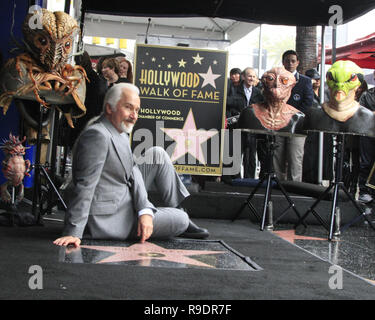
[83,43,134,60]
[83,13,259,49]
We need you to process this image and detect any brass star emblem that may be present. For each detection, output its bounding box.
[192,53,204,64]
[177,59,187,68]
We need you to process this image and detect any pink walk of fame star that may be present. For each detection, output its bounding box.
[80,242,225,268]
[272,230,327,244]
[161,108,218,164]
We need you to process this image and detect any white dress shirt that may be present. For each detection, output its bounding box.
[243,85,253,106]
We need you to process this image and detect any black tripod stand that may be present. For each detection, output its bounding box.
[294,133,375,240]
[232,133,307,230]
[31,103,67,224]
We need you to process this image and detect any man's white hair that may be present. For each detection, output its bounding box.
[243,67,257,76]
[103,83,140,112]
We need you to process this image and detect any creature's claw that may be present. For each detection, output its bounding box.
[64,113,74,128]
[71,91,86,115]
[0,92,16,115]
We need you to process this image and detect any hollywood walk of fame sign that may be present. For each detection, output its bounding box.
[61,239,261,271]
[132,44,228,176]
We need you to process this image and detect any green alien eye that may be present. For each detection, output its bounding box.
[327,72,334,81]
[347,73,358,82]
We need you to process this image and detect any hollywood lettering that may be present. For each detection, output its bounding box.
[138,69,220,101]
[139,69,200,87]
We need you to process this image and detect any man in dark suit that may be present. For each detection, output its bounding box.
[283,51,314,114]
[273,50,313,182]
[225,67,263,178]
[226,67,263,119]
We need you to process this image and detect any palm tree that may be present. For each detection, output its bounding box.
[296,26,317,74]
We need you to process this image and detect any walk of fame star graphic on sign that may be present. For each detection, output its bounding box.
[62,239,260,271]
[161,108,218,164]
[199,66,221,89]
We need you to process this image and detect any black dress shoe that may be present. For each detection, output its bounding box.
[179,220,210,239]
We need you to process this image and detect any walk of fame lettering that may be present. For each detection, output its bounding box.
[138,67,221,101]
[140,86,171,97]
[139,82,220,101]
[191,89,220,100]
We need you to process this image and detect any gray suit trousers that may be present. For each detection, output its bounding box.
[133,146,190,239]
[273,136,306,182]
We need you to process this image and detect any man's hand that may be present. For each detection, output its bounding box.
[137,214,153,243]
[53,236,81,248]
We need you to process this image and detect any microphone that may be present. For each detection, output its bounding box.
[145,18,151,44]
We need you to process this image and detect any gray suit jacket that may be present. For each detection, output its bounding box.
[63,115,156,240]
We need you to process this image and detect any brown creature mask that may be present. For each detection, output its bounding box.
[0,9,87,128]
[261,67,296,105]
[22,9,78,72]
[250,67,300,131]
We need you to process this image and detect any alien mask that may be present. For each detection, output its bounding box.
[326,60,363,104]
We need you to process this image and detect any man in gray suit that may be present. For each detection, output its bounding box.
[54,83,208,248]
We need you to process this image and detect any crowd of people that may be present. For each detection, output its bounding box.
[225,49,375,203]
[64,49,375,204]
[61,53,134,147]
[51,48,375,247]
